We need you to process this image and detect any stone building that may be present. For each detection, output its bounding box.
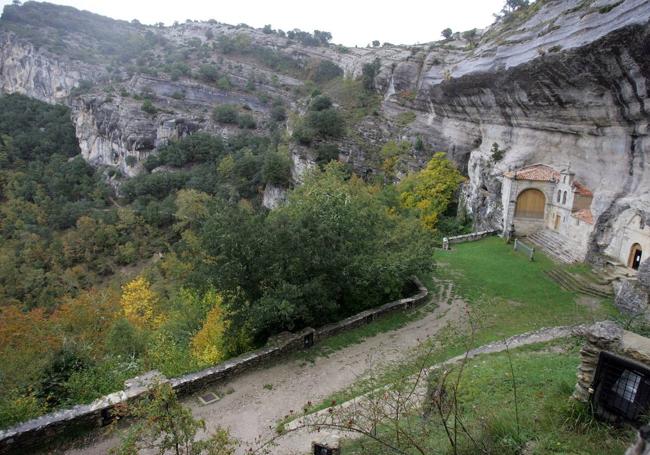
[501,163,649,270]
[501,164,595,262]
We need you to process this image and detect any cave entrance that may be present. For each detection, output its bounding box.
[515,189,546,219]
[629,244,643,270]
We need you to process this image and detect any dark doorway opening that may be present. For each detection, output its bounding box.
[630,244,643,270]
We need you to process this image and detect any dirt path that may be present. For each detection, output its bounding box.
[280,324,584,453]
[69,280,465,455]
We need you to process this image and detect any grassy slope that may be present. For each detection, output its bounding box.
[437,236,618,346]
[343,339,634,454]
[292,238,623,442]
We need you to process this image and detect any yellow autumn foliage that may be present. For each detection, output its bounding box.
[398,152,465,231]
[120,276,162,328]
[191,293,227,365]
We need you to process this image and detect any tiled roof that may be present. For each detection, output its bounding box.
[503,164,560,182]
[572,181,593,197]
[572,209,594,225]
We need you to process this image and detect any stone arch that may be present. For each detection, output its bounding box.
[629,243,643,270]
[562,191,567,204]
[515,188,546,219]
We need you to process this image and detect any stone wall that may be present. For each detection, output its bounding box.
[573,321,650,403]
[446,229,500,245]
[0,279,428,454]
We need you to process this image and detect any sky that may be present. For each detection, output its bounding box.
[0,0,506,46]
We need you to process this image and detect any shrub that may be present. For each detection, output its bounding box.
[310,60,343,83]
[441,28,453,39]
[309,95,333,111]
[306,108,345,138]
[125,155,138,167]
[141,99,157,115]
[197,64,219,83]
[315,143,339,166]
[415,136,425,151]
[262,150,293,186]
[491,142,505,161]
[270,105,287,122]
[292,123,315,145]
[237,113,257,129]
[361,58,381,91]
[213,105,239,124]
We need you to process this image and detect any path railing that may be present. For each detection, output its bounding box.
[514,238,535,261]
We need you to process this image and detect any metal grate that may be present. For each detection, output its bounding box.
[592,351,650,422]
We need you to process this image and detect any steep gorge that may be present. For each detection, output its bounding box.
[1,0,649,261]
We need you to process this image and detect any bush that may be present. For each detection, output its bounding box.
[237,113,257,129]
[106,318,148,358]
[310,60,343,83]
[125,155,138,167]
[306,108,345,138]
[262,150,292,186]
[213,105,239,124]
[270,105,287,122]
[315,143,338,165]
[309,95,333,111]
[141,99,157,115]
[197,64,219,83]
[292,123,315,145]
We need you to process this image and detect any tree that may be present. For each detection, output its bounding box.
[120,276,161,329]
[361,58,381,92]
[190,292,227,364]
[113,382,237,455]
[197,64,219,83]
[195,162,435,342]
[441,28,453,39]
[141,100,157,115]
[372,40,380,47]
[309,94,333,111]
[213,105,239,124]
[502,0,530,15]
[398,152,465,231]
[462,28,478,46]
[261,149,292,186]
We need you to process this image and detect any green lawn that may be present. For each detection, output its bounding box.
[290,237,622,437]
[342,339,634,454]
[437,236,618,345]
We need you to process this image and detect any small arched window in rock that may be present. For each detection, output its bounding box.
[562,191,567,205]
[557,190,561,203]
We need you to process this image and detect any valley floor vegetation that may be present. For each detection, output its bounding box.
[0,94,466,429]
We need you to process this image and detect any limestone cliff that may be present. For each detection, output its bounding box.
[1,0,649,262]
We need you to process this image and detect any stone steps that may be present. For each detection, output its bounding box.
[526,230,580,264]
[545,269,613,299]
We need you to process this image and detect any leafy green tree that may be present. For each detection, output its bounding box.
[196,64,219,83]
[195,163,435,342]
[113,382,237,455]
[213,105,239,124]
[261,149,292,186]
[442,28,453,39]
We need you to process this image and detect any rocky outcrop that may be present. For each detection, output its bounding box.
[0,33,89,102]
[1,0,649,256]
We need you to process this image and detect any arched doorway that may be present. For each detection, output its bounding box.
[515,189,546,219]
[629,243,643,270]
